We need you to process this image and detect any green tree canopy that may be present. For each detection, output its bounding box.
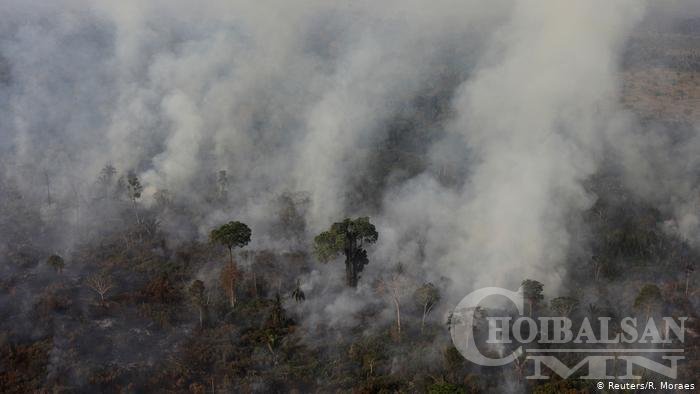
[521,279,544,316]
[210,221,252,250]
[313,217,378,287]
[210,221,252,266]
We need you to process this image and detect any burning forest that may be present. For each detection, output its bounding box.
[0,0,699,392]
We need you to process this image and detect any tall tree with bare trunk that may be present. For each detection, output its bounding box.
[376,264,413,339]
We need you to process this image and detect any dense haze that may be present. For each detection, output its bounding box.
[1,1,700,392]
[0,0,653,293]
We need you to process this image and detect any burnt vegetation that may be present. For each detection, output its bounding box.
[0,7,699,394]
[0,134,699,393]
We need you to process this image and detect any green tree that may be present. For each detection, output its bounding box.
[210,221,252,267]
[313,217,378,287]
[46,254,65,274]
[211,222,250,308]
[414,282,441,333]
[521,279,544,316]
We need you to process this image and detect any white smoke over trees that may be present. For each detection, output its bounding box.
[0,0,698,310]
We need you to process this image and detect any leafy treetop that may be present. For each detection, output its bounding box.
[210,221,252,251]
[313,217,378,262]
[521,279,544,303]
[313,216,378,287]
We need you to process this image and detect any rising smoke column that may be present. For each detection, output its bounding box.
[0,0,658,303]
[379,0,645,301]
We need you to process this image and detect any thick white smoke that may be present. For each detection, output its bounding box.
[7,0,698,312]
[380,0,645,301]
